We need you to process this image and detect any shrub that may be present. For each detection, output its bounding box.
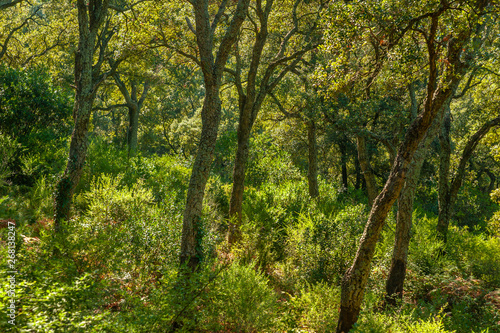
[284,204,366,284]
[202,261,279,332]
[289,282,340,332]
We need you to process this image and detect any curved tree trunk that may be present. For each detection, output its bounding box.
[385,98,448,304]
[308,119,319,198]
[337,14,473,330]
[437,113,500,242]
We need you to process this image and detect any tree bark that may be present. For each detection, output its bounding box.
[54,0,110,228]
[337,11,473,330]
[339,134,349,192]
[112,76,150,158]
[437,109,452,241]
[227,101,253,244]
[356,135,378,206]
[436,113,500,242]
[227,0,317,244]
[308,120,320,197]
[127,104,139,157]
[355,153,362,190]
[385,93,448,304]
[181,87,222,270]
[180,0,250,269]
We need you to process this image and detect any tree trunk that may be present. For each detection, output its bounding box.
[339,135,349,192]
[54,97,94,225]
[385,98,448,304]
[180,87,222,270]
[355,153,362,190]
[437,112,500,242]
[127,104,139,158]
[180,0,250,269]
[227,0,312,244]
[54,0,110,228]
[227,103,252,244]
[308,119,319,197]
[437,108,452,242]
[337,15,473,330]
[356,135,378,206]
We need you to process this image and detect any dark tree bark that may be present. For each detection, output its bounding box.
[337,8,476,330]
[54,0,112,228]
[227,0,319,244]
[308,120,319,198]
[339,135,349,192]
[355,153,362,190]
[385,90,449,304]
[112,74,150,158]
[356,135,378,206]
[180,0,250,270]
[436,113,500,242]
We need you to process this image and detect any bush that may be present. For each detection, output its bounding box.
[202,261,279,332]
[70,173,182,276]
[284,204,366,284]
[288,282,340,332]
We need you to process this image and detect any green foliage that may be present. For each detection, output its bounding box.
[0,133,20,189]
[0,66,71,185]
[284,204,366,284]
[202,261,279,332]
[246,133,302,187]
[488,189,500,236]
[448,227,500,287]
[71,173,182,275]
[0,65,72,142]
[76,138,190,205]
[409,215,447,275]
[288,282,340,333]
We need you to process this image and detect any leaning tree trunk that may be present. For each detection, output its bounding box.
[337,20,472,331]
[385,98,449,304]
[54,0,110,228]
[308,119,319,198]
[356,135,378,206]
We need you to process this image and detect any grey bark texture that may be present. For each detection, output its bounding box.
[385,92,449,304]
[336,8,477,330]
[180,0,250,270]
[54,0,111,228]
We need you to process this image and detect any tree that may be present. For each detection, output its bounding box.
[336,1,489,330]
[225,0,322,244]
[437,110,500,242]
[111,73,151,157]
[177,0,250,271]
[54,0,116,228]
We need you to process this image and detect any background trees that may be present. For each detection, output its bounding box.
[1,0,500,332]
